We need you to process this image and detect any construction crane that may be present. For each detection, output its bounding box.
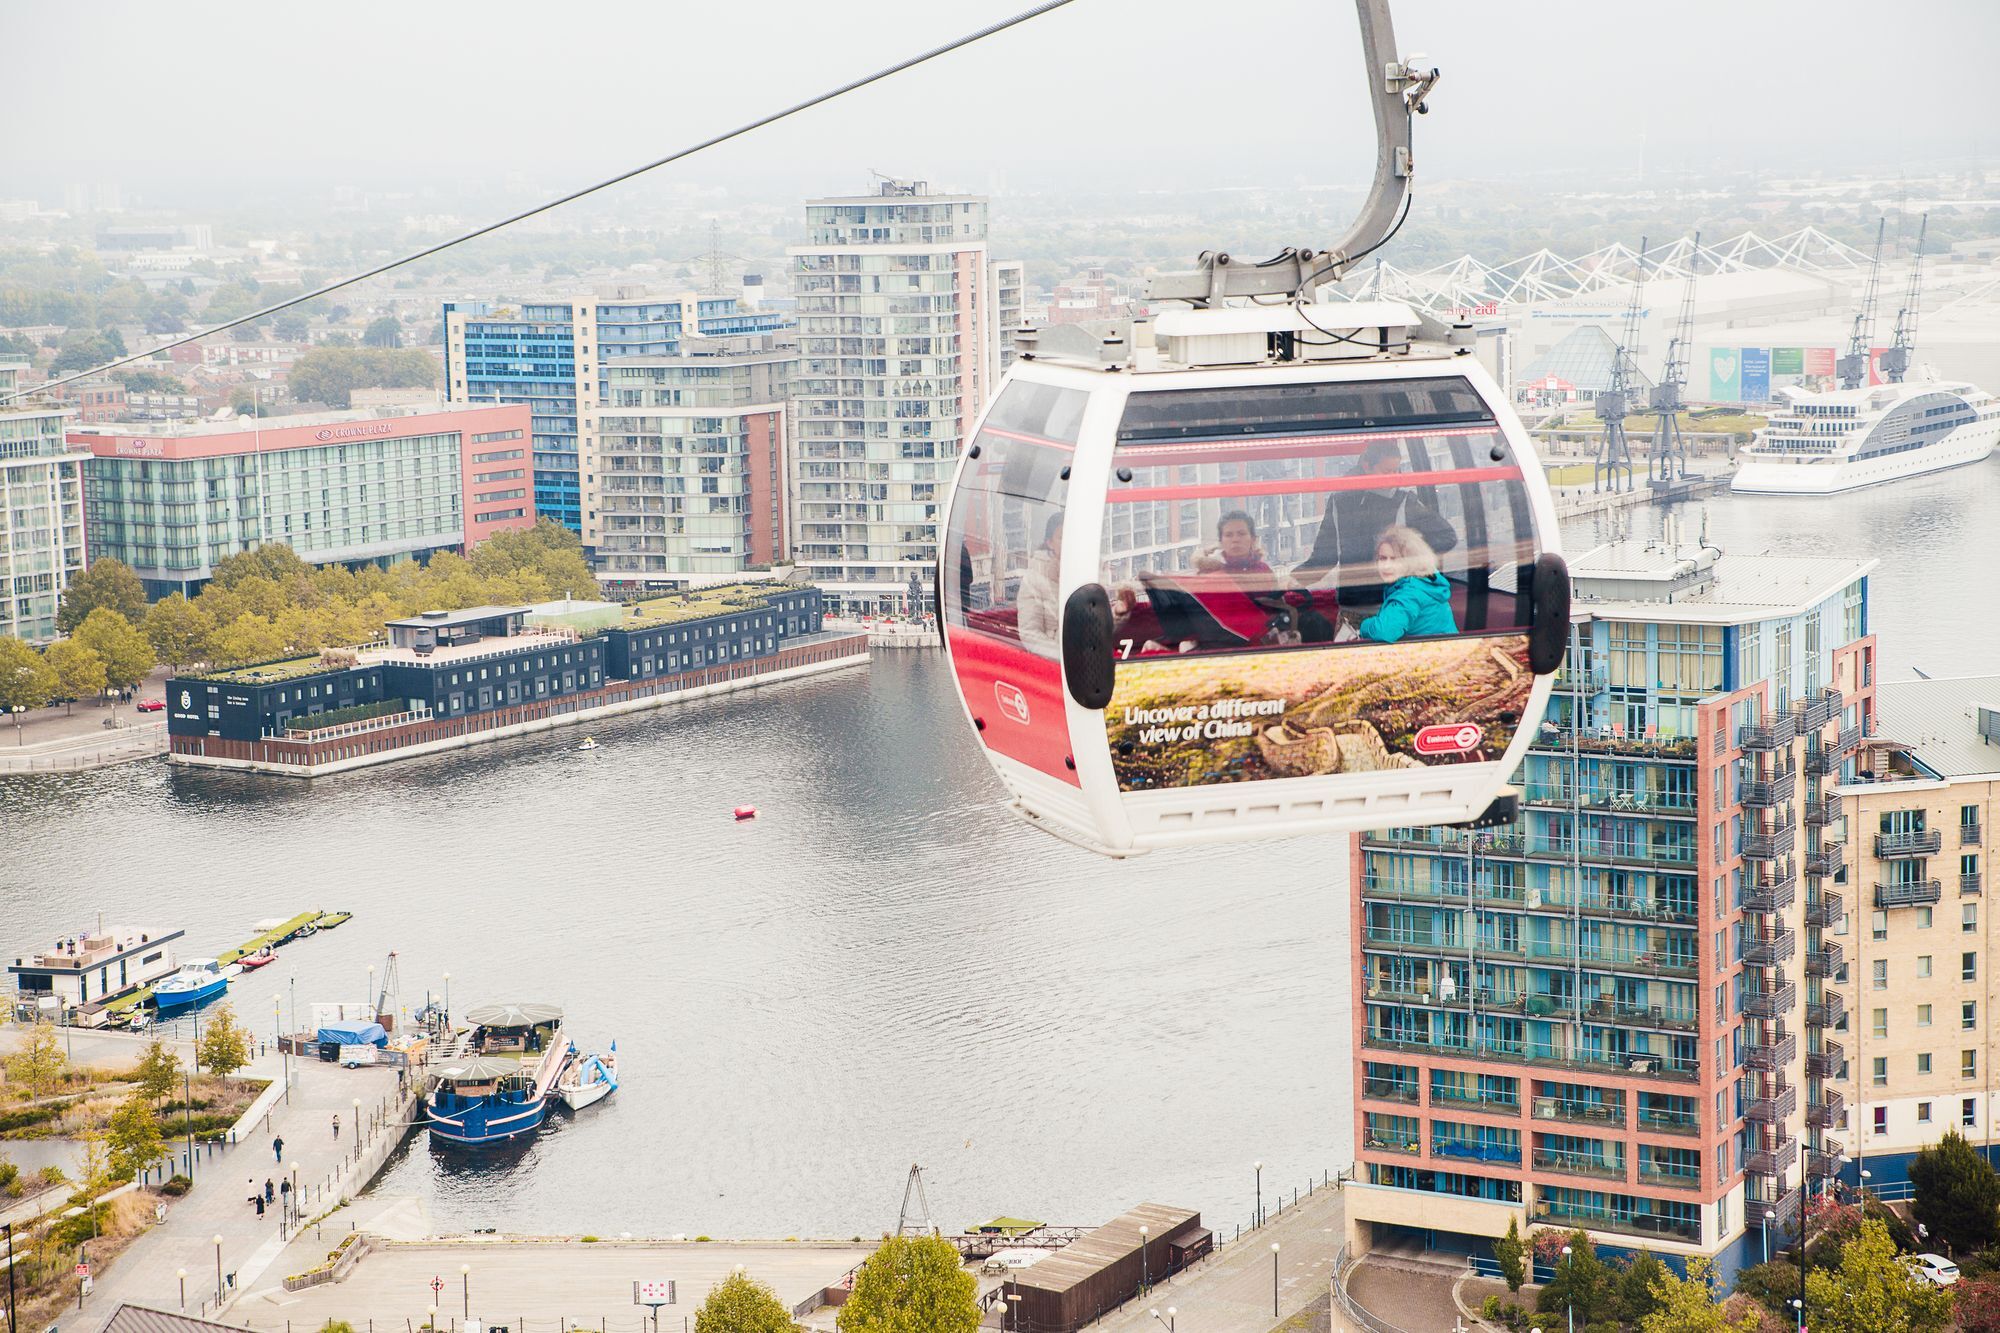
[1646,230,1700,487]
[374,951,400,1027]
[1880,212,1929,384]
[894,1163,936,1236]
[1592,236,1647,494]
[1837,217,1887,390]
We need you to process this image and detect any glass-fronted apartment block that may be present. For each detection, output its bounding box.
[787,179,1017,616]
[1832,675,2000,1191]
[442,291,786,540]
[594,336,796,585]
[0,361,86,642]
[72,404,535,598]
[1346,539,1876,1284]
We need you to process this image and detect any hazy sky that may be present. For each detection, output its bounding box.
[6,0,1999,208]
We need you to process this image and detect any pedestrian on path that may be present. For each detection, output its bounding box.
[254,1193,265,1219]
[273,1135,284,1162]
[332,1113,340,1140]
[264,1178,275,1203]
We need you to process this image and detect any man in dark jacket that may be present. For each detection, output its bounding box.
[1291,440,1460,610]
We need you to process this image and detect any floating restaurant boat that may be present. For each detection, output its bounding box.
[427,1001,569,1147]
[8,922,186,1024]
[152,959,228,1017]
[555,1042,618,1111]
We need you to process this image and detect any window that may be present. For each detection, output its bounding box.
[1967,903,1980,934]
[1873,1008,1889,1039]
[1872,959,1888,990]
[1873,1106,1888,1135]
[1966,1001,1979,1031]
[1966,1050,1979,1079]
[1966,952,1979,982]
[1918,906,1935,930]
[1967,1097,1980,1128]
[1872,910,1888,942]
[1920,1004,1935,1027]
[1919,1053,1933,1075]
[1872,1056,1888,1086]
[1919,1101,1934,1123]
[1919,955,1934,978]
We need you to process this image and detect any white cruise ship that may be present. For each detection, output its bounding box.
[1732,377,2000,495]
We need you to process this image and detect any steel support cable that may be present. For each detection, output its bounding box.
[1,0,1082,405]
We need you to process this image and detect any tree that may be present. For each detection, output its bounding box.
[287,346,435,408]
[693,1270,794,1333]
[1911,1130,2000,1254]
[836,1234,980,1333]
[106,1091,164,1182]
[42,639,107,714]
[362,315,402,348]
[134,1039,180,1102]
[145,593,215,670]
[229,386,275,417]
[57,558,147,634]
[1637,1257,1760,1333]
[1536,1233,1617,1326]
[1615,1249,1669,1326]
[210,543,313,591]
[73,607,155,692]
[1494,1218,1527,1293]
[197,1002,250,1076]
[5,1022,68,1100]
[1804,1218,1954,1333]
[1959,1277,2000,1333]
[0,636,59,732]
[271,313,310,343]
[210,613,286,668]
[114,369,188,394]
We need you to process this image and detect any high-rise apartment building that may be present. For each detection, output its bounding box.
[788,180,1017,615]
[594,335,796,585]
[442,292,785,539]
[1346,537,1875,1283]
[1832,675,2000,1185]
[0,360,87,642]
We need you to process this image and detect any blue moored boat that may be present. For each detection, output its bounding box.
[427,1002,568,1148]
[152,960,227,1017]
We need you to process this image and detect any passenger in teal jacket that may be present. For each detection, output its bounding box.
[1357,525,1459,643]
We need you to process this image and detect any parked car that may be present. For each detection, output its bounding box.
[136,698,166,713]
[1912,1253,1960,1287]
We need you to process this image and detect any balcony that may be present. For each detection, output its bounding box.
[1807,1088,1846,1129]
[1520,784,1699,819]
[1876,830,1943,858]
[1806,992,1847,1029]
[1965,821,1984,847]
[1745,1084,1800,1124]
[1798,689,1843,731]
[1966,872,1985,897]
[1362,1078,1420,1105]
[1528,839,1698,872]
[1432,1086,1521,1115]
[1738,716,1799,750]
[1529,726,1700,762]
[1807,1151,1843,1181]
[1584,998,1700,1032]
[1806,1041,1845,1078]
[1360,1033,1701,1083]
[1363,1129,1421,1154]
[1637,1107,1702,1136]
[1637,1159,1704,1191]
[1741,771,1799,808]
[1534,1148,1627,1182]
[1532,1097,1625,1128]
[1804,941,1844,978]
[1875,879,1942,909]
[1538,1199,1702,1245]
[1806,796,1841,828]
[1742,1027,1798,1072]
[1754,1185,1804,1230]
[1743,875,1798,914]
[1744,1133,1798,1176]
[1743,983,1798,1020]
[1806,843,1846,878]
[1741,824,1797,860]
[1741,929,1796,967]
[1804,892,1845,929]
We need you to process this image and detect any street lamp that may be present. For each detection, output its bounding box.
[1561,1246,1574,1333]
[425,1305,437,1331]
[1272,1242,1281,1317]
[176,1267,186,1311]
[1006,1290,1021,1333]
[366,965,375,1020]
[1255,1160,1264,1228]
[1149,1307,1177,1332]
[461,1262,471,1317]
[353,1097,362,1145]
[1139,1225,1149,1295]
[443,972,451,1027]
[213,1234,224,1304]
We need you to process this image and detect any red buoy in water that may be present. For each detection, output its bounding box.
[733,806,758,821]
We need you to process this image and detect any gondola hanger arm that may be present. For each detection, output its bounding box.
[1146,0,1437,306]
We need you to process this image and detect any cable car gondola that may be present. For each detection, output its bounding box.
[940,301,1568,856]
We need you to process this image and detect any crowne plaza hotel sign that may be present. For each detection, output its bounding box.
[316,422,395,441]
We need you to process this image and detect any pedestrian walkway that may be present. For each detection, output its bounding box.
[0,669,172,773]
[1093,1182,1345,1333]
[69,1048,406,1333]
